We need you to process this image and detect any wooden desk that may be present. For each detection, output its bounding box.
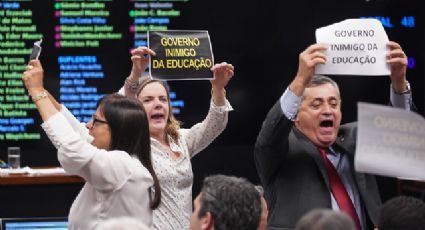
[0,168,84,218]
[0,171,83,186]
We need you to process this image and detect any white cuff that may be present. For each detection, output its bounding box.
[280,88,302,120]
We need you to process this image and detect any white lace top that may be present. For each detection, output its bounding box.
[152,99,233,230]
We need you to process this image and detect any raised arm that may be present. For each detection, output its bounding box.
[255,44,327,186]
[289,43,327,96]
[182,62,234,156]
[386,41,416,111]
[210,62,234,106]
[22,60,58,121]
[387,41,408,93]
[123,46,156,98]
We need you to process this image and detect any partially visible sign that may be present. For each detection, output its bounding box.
[355,102,425,180]
[315,19,390,76]
[148,30,214,80]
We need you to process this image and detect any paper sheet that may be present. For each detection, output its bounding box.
[355,102,425,181]
[315,19,390,76]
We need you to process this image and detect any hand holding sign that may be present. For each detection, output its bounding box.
[289,44,327,96]
[130,46,156,81]
[211,62,234,106]
[298,44,327,81]
[211,62,234,90]
[386,41,408,93]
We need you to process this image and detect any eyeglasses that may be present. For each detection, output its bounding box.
[91,116,108,128]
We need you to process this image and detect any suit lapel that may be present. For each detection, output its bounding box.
[335,133,368,200]
[293,127,330,189]
[293,126,364,193]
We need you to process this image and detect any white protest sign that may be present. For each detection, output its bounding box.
[355,102,425,181]
[315,19,390,76]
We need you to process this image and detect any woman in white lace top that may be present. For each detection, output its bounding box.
[120,46,234,229]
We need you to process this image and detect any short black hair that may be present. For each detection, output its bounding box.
[198,174,262,230]
[378,195,425,230]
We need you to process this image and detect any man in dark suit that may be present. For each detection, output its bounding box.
[254,41,413,230]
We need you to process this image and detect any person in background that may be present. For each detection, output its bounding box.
[254,41,413,230]
[376,195,425,230]
[190,174,262,230]
[295,209,356,230]
[118,46,234,230]
[22,60,160,229]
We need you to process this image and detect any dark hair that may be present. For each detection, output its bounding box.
[198,174,262,230]
[136,78,181,142]
[295,209,356,230]
[97,93,161,209]
[378,195,425,230]
[305,75,341,99]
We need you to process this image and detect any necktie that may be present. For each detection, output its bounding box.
[318,147,362,230]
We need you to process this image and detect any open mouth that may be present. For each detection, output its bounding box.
[320,120,333,128]
[151,113,165,121]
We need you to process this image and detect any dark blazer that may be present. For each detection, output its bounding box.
[254,100,382,230]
